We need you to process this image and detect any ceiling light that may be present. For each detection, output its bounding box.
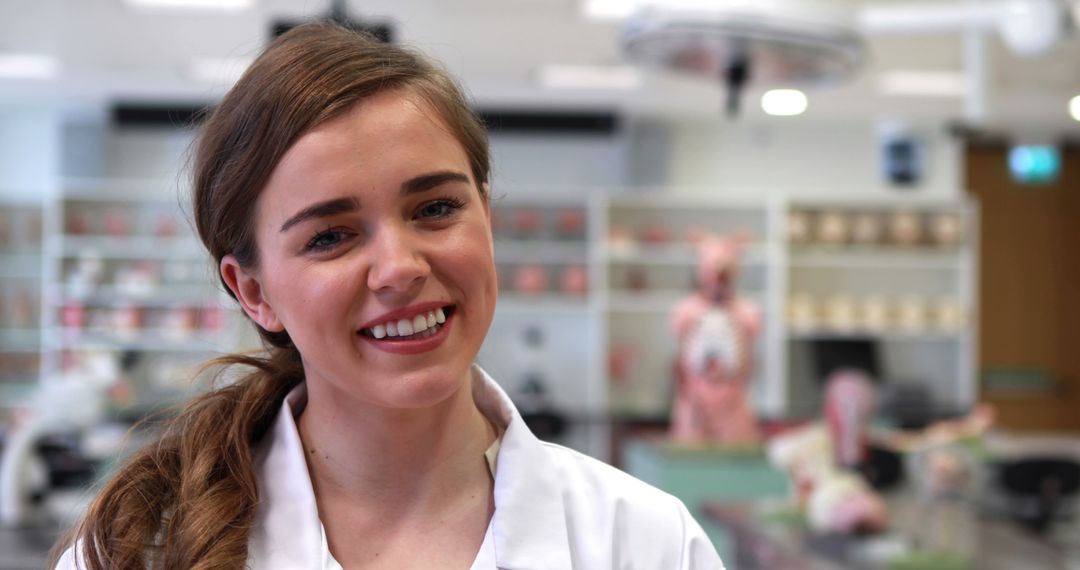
[583,0,640,20]
[124,0,253,10]
[878,70,966,98]
[0,54,59,79]
[1071,95,1080,122]
[761,89,807,116]
[538,65,643,90]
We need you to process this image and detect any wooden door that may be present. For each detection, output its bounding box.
[966,144,1080,431]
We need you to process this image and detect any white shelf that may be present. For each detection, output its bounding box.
[603,243,770,266]
[494,240,589,264]
[787,330,970,342]
[49,328,226,352]
[62,178,187,202]
[496,295,591,314]
[59,236,207,259]
[59,285,226,306]
[789,247,966,270]
[606,289,768,313]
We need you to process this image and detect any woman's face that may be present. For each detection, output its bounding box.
[222,89,497,411]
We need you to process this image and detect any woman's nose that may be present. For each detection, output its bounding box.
[366,225,430,294]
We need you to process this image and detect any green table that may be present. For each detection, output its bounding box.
[622,437,791,559]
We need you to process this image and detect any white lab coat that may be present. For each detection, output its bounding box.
[56,365,724,569]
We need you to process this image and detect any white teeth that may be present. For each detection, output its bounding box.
[365,308,449,339]
[413,314,429,333]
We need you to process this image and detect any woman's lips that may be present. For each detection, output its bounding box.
[358,310,453,355]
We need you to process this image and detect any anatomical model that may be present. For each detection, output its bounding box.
[768,371,889,534]
[669,233,761,445]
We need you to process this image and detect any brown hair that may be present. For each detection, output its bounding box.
[54,21,490,569]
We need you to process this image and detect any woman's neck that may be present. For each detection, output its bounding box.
[296,371,498,568]
[295,371,497,511]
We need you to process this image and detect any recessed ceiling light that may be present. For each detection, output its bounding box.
[584,0,735,19]
[761,89,807,116]
[583,0,640,19]
[538,65,643,90]
[0,54,59,79]
[124,0,253,10]
[1070,95,1080,122]
[878,70,966,98]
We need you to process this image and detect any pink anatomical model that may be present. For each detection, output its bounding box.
[668,233,761,445]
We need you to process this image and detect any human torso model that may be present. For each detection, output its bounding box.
[669,234,761,445]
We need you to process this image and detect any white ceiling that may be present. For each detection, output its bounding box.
[2,0,1079,133]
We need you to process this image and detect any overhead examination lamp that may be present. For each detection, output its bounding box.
[272,0,395,42]
[617,0,1070,118]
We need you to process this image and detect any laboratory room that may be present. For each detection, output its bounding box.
[2,0,1080,568]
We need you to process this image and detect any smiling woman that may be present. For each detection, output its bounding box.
[51,21,724,570]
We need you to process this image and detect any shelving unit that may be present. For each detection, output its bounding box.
[784,198,979,418]
[0,202,44,424]
[478,195,603,456]
[38,179,244,406]
[476,192,978,456]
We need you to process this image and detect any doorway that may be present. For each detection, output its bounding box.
[966,144,1080,431]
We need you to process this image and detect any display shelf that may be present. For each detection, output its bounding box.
[603,243,770,267]
[786,330,970,342]
[35,179,243,389]
[785,199,979,414]
[59,236,206,259]
[57,283,225,304]
[49,329,226,352]
[0,203,44,392]
[788,248,966,270]
[605,290,768,314]
[61,178,188,201]
[496,295,590,314]
[493,240,588,264]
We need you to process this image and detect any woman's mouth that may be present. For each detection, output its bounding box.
[358,306,456,353]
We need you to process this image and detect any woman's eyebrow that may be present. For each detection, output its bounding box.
[279,197,361,233]
[401,171,471,195]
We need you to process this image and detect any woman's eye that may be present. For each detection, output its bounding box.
[305,229,348,252]
[416,198,464,220]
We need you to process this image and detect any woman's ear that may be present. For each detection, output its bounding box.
[220,255,284,333]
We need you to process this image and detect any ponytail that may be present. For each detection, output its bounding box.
[52,349,303,569]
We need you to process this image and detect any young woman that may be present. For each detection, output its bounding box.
[54,21,723,569]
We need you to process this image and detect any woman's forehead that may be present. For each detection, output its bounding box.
[253,90,473,224]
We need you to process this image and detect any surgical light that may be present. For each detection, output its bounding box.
[761,89,808,116]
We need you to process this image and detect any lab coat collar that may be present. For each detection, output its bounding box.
[249,383,324,568]
[251,365,574,570]
[470,365,574,570]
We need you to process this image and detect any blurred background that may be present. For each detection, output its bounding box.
[1,0,1080,568]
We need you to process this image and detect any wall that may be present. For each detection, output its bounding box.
[0,110,61,203]
[62,121,195,187]
[664,121,963,200]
